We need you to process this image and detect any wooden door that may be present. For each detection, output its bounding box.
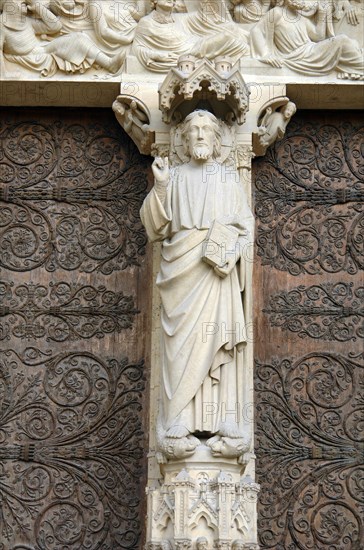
[253,111,363,550]
[0,108,151,549]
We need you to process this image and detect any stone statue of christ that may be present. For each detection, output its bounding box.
[141,111,254,460]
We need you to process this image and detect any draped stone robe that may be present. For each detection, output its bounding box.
[140,161,254,436]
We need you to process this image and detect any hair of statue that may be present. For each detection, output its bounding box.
[181,110,222,160]
[150,0,175,9]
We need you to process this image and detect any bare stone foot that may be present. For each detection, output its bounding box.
[166,424,190,438]
[218,421,241,438]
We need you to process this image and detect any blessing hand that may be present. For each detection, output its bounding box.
[152,156,169,185]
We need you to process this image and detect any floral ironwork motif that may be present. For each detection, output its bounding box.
[265,282,364,342]
[0,347,146,550]
[255,352,363,550]
[254,114,364,276]
[0,281,138,341]
[0,118,149,274]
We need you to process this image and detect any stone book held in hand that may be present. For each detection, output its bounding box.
[202,220,239,273]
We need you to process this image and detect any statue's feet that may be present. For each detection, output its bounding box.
[159,434,200,460]
[206,435,249,458]
[218,421,242,438]
[337,71,364,81]
[165,424,190,438]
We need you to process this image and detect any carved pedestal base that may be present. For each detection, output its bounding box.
[146,446,260,549]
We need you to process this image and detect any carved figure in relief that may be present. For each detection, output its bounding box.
[132,0,250,72]
[113,97,150,148]
[257,101,297,149]
[0,0,126,76]
[232,541,245,550]
[250,0,364,79]
[231,0,272,24]
[334,0,361,26]
[48,0,139,55]
[140,110,254,460]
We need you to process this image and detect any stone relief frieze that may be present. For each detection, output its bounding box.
[0,0,363,80]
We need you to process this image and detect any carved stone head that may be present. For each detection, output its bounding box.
[281,101,297,119]
[196,536,209,550]
[181,110,222,161]
[232,540,245,550]
[151,0,174,12]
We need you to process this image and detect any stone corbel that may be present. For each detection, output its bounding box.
[252,96,297,157]
[112,95,155,155]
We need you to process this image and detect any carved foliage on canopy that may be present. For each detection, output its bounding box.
[255,352,363,550]
[0,118,149,274]
[254,115,364,276]
[0,347,146,549]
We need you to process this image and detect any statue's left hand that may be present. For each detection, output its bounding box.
[214,257,236,278]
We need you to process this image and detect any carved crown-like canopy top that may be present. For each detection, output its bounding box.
[158,56,250,125]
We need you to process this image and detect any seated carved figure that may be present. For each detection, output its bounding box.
[48,0,139,55]
[232,0,272,24]
[0,0,125,76]
[250,0,364,79]
[132,0,250,72]
[258,101,297,149]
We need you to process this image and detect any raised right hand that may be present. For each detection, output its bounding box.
[152,156,169,185]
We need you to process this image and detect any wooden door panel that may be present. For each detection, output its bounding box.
[0,108,151,550]
[253,111,363,550]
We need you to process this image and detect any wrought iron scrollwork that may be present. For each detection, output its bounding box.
[0,119,149,274]
[0,347,146,549]
[265,282,364,342]
[254,117,364,275]
[0,281,138,341]
[255,352,363,550]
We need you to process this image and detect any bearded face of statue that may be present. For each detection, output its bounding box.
[187,114,216,161]
[196,538,208,550]
[154,0,174,13]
